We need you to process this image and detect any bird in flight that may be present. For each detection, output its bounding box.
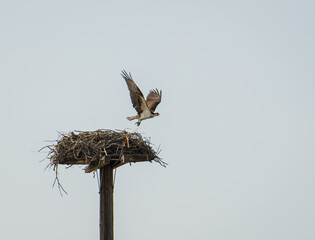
[121,70,162,126]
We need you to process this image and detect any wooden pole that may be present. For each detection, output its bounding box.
[100,165,113,240]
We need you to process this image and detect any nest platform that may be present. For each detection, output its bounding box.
[43,129,165,173]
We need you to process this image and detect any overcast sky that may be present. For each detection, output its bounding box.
[1,0,314,239]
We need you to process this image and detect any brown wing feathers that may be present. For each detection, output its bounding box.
[121,70,147,115]
[121,70,161,114]
[146,88,162,112]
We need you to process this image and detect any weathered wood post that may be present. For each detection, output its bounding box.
[100,165,114,240]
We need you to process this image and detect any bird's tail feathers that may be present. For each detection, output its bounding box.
[127,115,139,121]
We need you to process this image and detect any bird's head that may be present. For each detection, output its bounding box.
[154,112,160,117]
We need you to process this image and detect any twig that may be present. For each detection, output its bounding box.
[52,164,68,196]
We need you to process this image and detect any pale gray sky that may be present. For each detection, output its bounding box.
[0,0,314,239]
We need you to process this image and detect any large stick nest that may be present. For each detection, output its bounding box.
[43,129,166,174]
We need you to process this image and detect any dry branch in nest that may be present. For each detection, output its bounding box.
[42,129,166,174]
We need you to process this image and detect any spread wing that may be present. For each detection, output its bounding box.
[146,88,162,112]
[121,70,149,115]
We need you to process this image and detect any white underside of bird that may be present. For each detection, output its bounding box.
[127,108,155,126]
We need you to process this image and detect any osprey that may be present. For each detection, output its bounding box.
[121,70,162,126]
